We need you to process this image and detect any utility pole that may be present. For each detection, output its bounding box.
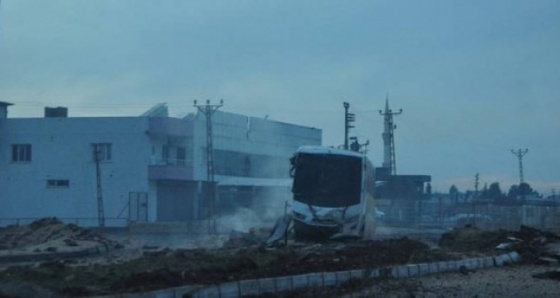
[379,95,402,175]
[511,149,529,184]
[473,173,480,224]
[194,99,223,234]
[93,145,105,228]
[474,173,479,199]
[343,102,355,150]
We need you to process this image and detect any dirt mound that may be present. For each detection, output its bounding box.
[11,222,558,296]
[0,217,116,251]
[0,237,457,295]
[440,225,560,264]
[439,225,510,252]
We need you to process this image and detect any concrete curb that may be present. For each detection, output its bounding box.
[98,251,522,298]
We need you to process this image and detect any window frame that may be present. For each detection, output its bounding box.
[46,179,70,188]
[92,143,112,162]
[11,144,32,163]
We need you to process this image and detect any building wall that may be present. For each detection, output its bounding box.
[192,111,321,181]
[0,110,322,227]
[0,117,152,226]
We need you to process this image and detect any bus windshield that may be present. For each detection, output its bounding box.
[292,153,362,208]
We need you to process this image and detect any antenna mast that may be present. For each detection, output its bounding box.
[379,95,402,175]
[511,148,529,184]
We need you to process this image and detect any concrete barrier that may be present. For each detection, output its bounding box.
[407,264,419,277]
[99,251,521,298]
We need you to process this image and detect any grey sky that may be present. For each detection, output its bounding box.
[1,0,559,194]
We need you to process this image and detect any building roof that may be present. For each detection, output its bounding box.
[218,177,291,187]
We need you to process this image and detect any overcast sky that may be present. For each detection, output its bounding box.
[1,0,559,194]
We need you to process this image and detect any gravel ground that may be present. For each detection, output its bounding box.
[344,265,560,298]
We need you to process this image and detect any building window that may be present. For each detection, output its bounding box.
[162,145,170,162]
[47,179,69,188]
[160,145,188,166]
[12,144,32,162]
[92,143,112,162]
[177,147,186,166]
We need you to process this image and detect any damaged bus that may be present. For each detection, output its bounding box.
[289,145,376,240]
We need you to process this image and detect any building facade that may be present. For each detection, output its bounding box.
[0,104,321,227]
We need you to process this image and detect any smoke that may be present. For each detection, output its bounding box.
[252,186,292,222]
[215,207,261,233]
[216,186,292,234]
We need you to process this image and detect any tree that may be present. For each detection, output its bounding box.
[518,182,533,196]
[507,184,519,199]
[507,182,540,200]
[487,182,505,201]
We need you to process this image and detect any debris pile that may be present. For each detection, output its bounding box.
[439,225,510,252]
[0,236,453,296]
[223,227,272,248]
[500,225,560,265]
[1,220,559,296]
[440,224,560,264]
[0,217,119,253]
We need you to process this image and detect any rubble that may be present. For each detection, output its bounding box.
[1,219,559,296]
[532,270,560,281]
[0,218,121,260]
[439,225,509,252]
[223,227,271,248]
[440,224,560,264]
[0,233,456,296]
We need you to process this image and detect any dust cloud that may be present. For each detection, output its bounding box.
[216,186,292,234]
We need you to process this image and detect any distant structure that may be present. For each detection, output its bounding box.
[0,101,13,119]
[374,97,431,226]
[511,148,529,184]
[379,96,402,175]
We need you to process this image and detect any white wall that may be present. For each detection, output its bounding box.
[191,110,322,181]
[0,117,152,226]
[0,110,322,227]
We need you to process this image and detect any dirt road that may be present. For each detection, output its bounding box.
[349,265,560,298]
[263,265,560,298]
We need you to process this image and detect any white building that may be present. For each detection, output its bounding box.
[0,102,321,227]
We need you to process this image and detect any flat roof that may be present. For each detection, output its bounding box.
[218,177,291,187]
[296,145,364,158]
[0,101,14,106]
